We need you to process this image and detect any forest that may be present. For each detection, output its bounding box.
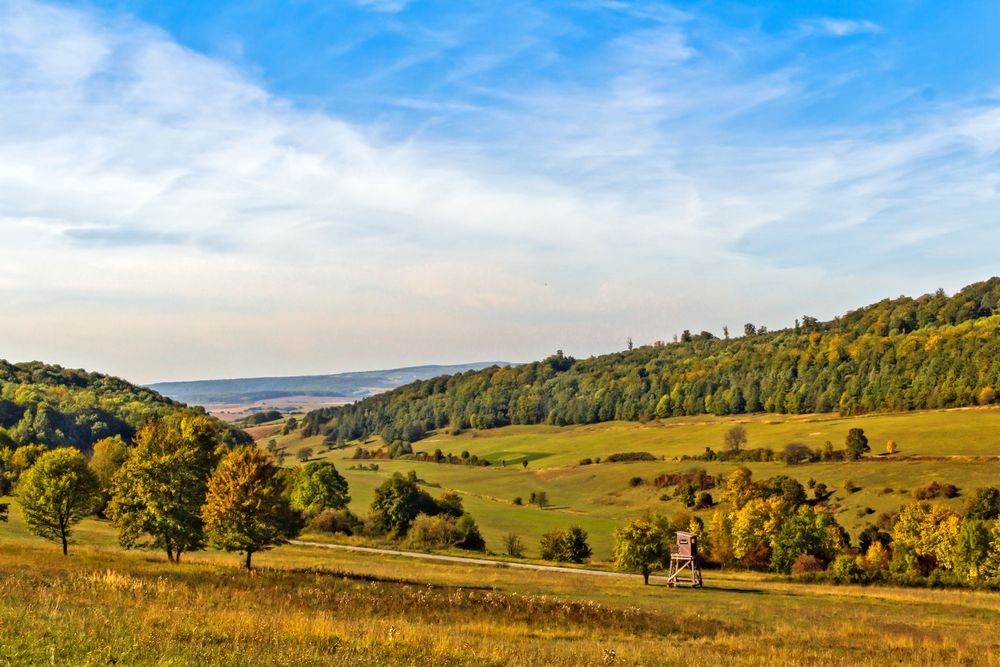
[304,278,1000,444]
[0,360,250,453]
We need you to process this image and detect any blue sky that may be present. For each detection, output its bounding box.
[2,0,1000,382]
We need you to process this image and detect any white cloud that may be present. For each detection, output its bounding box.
[0,1,996,383]
[798,18,883,37]
[353,0,411,13]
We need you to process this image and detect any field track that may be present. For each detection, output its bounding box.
[291,539,670,582]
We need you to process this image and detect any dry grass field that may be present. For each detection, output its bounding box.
[2,501,1000,666]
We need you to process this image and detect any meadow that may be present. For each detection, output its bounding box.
[261,407,1000,558]
[2,502,999,666]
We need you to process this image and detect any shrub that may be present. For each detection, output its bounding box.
[456,514,485,551]
[605,452,656,463]
[791,554,825,574]
[407,514,464,549]
[308,509,362,535]
[695,491,714,509]
[629,476,644,487]
[539,526,592,563]
[912,481,959,500]
[782,442,815,465]
[652,468,716,490]
[512,496,523,506]
[964,487,1000,520]
[503,533,525,557]
[578,458,593,466]
[829,555,865,584]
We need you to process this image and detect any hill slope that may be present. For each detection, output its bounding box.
[148,362,512,404]
[304,278,1000,443]
[0,360,249,451]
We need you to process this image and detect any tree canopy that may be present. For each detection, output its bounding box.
[16,448,100,554]
[304,279,1000,443]
[202,446,299,570]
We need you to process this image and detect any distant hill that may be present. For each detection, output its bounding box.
[147,363,513,405]
[303,278,1000,444]
[0,360,249,451]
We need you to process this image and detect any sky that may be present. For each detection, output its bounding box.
[2,0,1000,383]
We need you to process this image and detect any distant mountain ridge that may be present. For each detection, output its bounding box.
[147,362,513,404]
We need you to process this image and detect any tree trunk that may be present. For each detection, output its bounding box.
[642,567,650,585]
[61,532,68,556]
[245,551,253,571]
[166,547,174,563]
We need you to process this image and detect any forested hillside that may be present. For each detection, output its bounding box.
[304,279,1000,443]
[0,361,250,451]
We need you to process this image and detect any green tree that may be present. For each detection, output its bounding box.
[89,436,129,488]
[952,519,993,581]
[435,491,465,518]
[456,514,485,551]
[613,519,669,584]
[107,417,220,563]
[964,487,1000,520]
[562,526,593,563]
[16,448,100,555]
[538,526,592,563]
[370,476,426,535]
[845,428,870,461]
[291,461,350,512]
[769,507,845,574]
[538,530,567,561]
[202,446,299,570]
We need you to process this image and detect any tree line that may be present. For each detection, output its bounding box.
[303,279,1000,444]
[7,413,490,567]
[611,464,1000,588]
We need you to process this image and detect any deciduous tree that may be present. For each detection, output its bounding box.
[291,461,350,512]
[202,446,299,570]
[613,519,669,584]
[16,448,99,554]
[107,416,220,563]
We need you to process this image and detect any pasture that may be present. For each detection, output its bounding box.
[262,408,1000,558]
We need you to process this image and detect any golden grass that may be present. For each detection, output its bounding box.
[3,508,1000,667]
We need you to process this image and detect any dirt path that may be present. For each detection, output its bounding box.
[291,539,670,582]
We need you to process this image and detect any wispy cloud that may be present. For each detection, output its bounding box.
[353,0,411,14]
[0,1,997,382]
[798,18,883,37]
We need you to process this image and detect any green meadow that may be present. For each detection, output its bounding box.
[261,407,1000,559]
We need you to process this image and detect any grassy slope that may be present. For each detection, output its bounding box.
[263,407,1000,559]
[2,504,1000,666]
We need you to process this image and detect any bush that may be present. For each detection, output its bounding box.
[456,514,485,551]
[578,458,593,466]
[652,468,716,490]
[695,491,714,509]
[829,555,866,584]
[538,526,593,563]
[605,452,656,463]
[503,533,525,557]
[912,481,959,500]
[629,476,644,487]
[782,442,815,465]
[512,496,523,506]
[407,514,464,549]
[791,554,825,574]
[308,509,362,535]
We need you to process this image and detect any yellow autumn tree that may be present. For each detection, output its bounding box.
[202,446,299,570]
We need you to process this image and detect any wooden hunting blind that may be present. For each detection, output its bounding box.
[667,531,703,588]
